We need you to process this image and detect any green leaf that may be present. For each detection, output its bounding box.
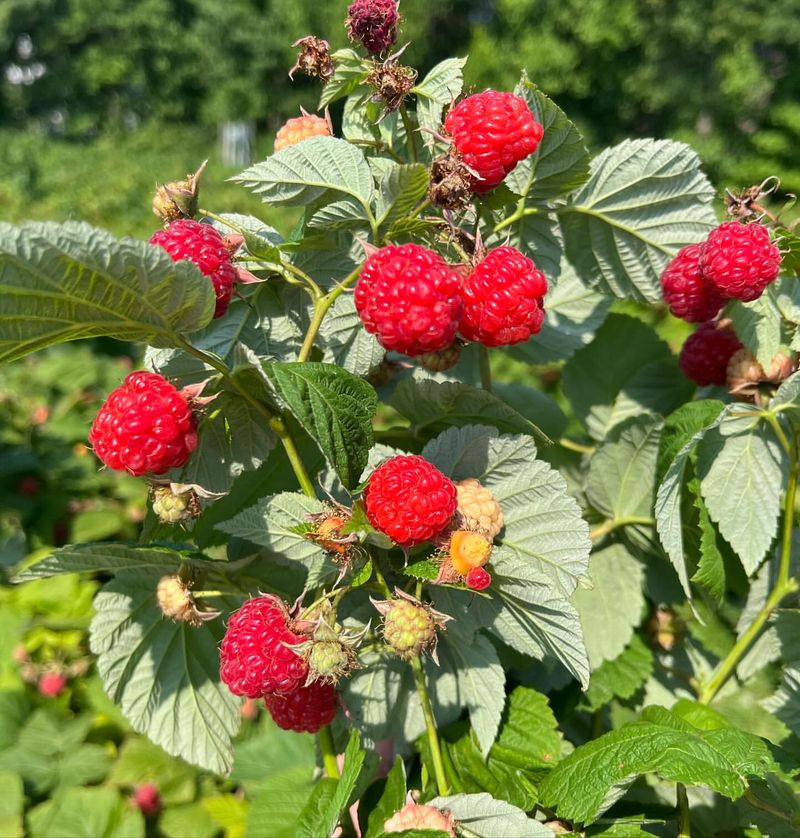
[763,667,800,736]
[108,737,197,805]
[265,362,377,488]
[317,294,384,377]
[697,406,787,575]
[655,405,728,598]
[507,259,611,365]
[495,210,564,281]
[427,794,554,837]
[88,572,240,774]
[391,377,552,443]
[412,58,467,147]
[217,493,335,589]
[0,771,23,838]
[319,49,370,109]
[582,635,654,712]
[246,766,316,838]
[13,543,217,582]
[586,414,663,521]
[366,757,407,838]
[573,545,645,669]
[539,705,775,824]
[493,686,563,771]
[728,290,783,369]
[0,221,215,363]
[340,651,409,744]
[493,382,567,441]
[233,138,374,223]
[442,629,506,757]
[26,788,144,838]
[375,164,429,237]
[508,75,590,203]
[203,795,248,838]
[559,139,716,302]
[690,486,727,602]
[657,400,725,485]
[562,314,677,439]
[317,731,367,837]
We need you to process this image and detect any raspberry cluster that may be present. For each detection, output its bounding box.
[444,90,543,193]
[661,221,781,319]
[89,372,197,477]
[150,219,237,319]
[364,455,458,547]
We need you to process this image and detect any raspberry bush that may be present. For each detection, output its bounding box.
[2,4,800,835]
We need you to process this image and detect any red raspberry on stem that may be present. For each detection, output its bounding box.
[38,672,67,697]
[264,681,338,733]
[459,245,548,346]
[700,221,782,302]
[354,243,463,356]
[364,455,458,547]
[444,91,543,193]
[133,784,162,817]
[679,321,743,386]
[274,113,332,152]
[466,567,492,591]
[150,219,236,318]
[89,372,197,477]
[660,243,725,322]
[220,595,309,698]
[346,0,399,54]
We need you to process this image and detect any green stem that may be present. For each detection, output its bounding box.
[558,437,596,455]
[399,105,417,163]
[318,725,340,779]
[698,458,799,704]
[493,199,537,234]
[478,344,492,392]
[410,655,449,796]
[174,338,316,497]
[296,265,363,364]
[589,516,656,542]
[676,783,691,838]
[764,411,792,457]
[372,560,393,599]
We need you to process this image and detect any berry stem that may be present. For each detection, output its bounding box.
[589,516,655,542]
[410,655,449,797]
[296,264,363,363]
[318,725,340,779]
[697,453,799,705]
[676,783,691,838]
[172,337,316,497]
[478,344,492,392]
[399,105,418,163]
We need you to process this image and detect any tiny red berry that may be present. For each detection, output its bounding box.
[354,244,463,356]
[133,783,162,817]
[38,672,67,697]
[89,372,197,477]
[700,221,782,302]
[444,91,543,193]
[274,114,332,152]
[364,455,457,547]
[660,244,725,322]
[264,681,338,733]
[679,322,743,386]
[150,219,236,318]
[220,595,309,698]
[466,567,492,591]
[346,0,399,54]
[459,246,548,346]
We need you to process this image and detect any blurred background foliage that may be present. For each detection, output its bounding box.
[1,0,799,239]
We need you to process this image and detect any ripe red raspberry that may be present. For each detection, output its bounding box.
[264,681,338,733]
[354,244,463,356]
[444,91,543,193]
[220,595,309,698]
[274,113,332,152]
[466,567,492,591]
[700,221,782,302]
[660,244,725,322]
[38,672,67,697]
[364,455,457,547]
[150,219,236,318]
[679,321,743,386]
[132,784,162,817]
[346,0,399,54]
[89,372,198,477]
[459,246,548,346]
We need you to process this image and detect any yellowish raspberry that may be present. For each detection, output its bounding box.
[274,113,332,152]
[384,802,455,835]
[449,529,492,575]
[456,478,504,539]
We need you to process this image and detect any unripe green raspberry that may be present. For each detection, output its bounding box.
[308,640,351,680]
[156,575,219,627]
[373,591,451,661]
[152,486,191,523]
